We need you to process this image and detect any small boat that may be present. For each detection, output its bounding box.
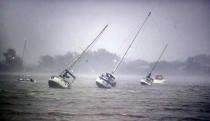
[17,40,36,83]
[49,24,108,89]
[153,75,165,84]
[17,75,36,83]
[140,44,168,85]
[96,12,152,88]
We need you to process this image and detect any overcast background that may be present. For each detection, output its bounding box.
[0,0,209,65]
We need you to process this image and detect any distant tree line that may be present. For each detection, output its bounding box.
[0,48,210,75]
[38,49,120,73]
[37,49,210,76]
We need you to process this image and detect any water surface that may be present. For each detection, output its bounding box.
[0,74,210,121]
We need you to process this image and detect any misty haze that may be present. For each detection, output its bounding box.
[0,0,210,121]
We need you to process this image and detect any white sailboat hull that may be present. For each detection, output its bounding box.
[48,76,70,89]
[96,77,112,88]
[153,79,165,84]
[140,78,153,85]
[96,76,116,89]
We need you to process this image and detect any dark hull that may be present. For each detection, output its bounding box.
[140,82,149,85]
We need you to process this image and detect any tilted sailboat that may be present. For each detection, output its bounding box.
[17,40,36,83]
[96,12,152,88]
[48,24,108,89]
[140,44,168,85]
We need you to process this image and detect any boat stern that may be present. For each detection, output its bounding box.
[140,78,153,85]
[96,76,112,89]
[48,76,70,89]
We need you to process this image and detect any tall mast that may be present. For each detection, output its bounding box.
[112,12,151,74]
[64,24,108,73]
[148,44,168,75]
[22,40,27,74]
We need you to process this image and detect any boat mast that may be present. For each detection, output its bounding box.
[148,44,168,75]
[63,24,108,73]
[112,12,152,74]
[22,40,27,75]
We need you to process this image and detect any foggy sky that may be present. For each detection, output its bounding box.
[0,0,210,64]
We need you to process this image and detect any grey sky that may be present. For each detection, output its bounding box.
[0,0,210,64]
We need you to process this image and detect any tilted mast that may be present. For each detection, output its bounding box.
[112,12,152,74]
[148,44,168,75]
[62,24,108,74]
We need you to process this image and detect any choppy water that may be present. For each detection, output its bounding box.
[0,74,210,121]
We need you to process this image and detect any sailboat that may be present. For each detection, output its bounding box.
[153,74,165,84]
[48,24,108,89]
[96,12,152,88]
[17,40,36,83]
[140,44,168,85]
